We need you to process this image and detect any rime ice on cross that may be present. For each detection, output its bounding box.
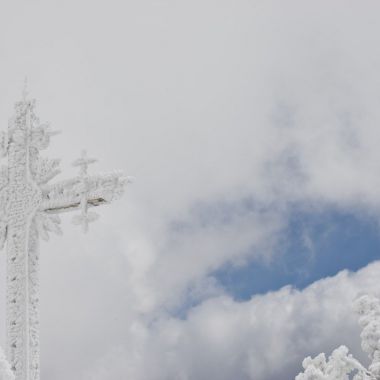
[0,94,126,380]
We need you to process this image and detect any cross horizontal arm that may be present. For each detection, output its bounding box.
[40,171,126,214]
[44,197,107,214]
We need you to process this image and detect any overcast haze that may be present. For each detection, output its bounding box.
[1,1,380,379]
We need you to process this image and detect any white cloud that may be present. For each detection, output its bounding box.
[82,262,380,380]
[0,1,380,379]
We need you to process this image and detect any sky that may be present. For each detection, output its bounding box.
[1,0,380,379]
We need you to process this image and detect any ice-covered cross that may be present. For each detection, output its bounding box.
[0,93,127,380]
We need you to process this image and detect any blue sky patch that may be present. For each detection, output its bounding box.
[214,208,380,300]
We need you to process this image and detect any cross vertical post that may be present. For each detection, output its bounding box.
[0,94,127,380]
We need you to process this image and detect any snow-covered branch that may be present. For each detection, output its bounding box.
[295,294,380,380]
[295,345,371,380]
[353,295,380,378]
